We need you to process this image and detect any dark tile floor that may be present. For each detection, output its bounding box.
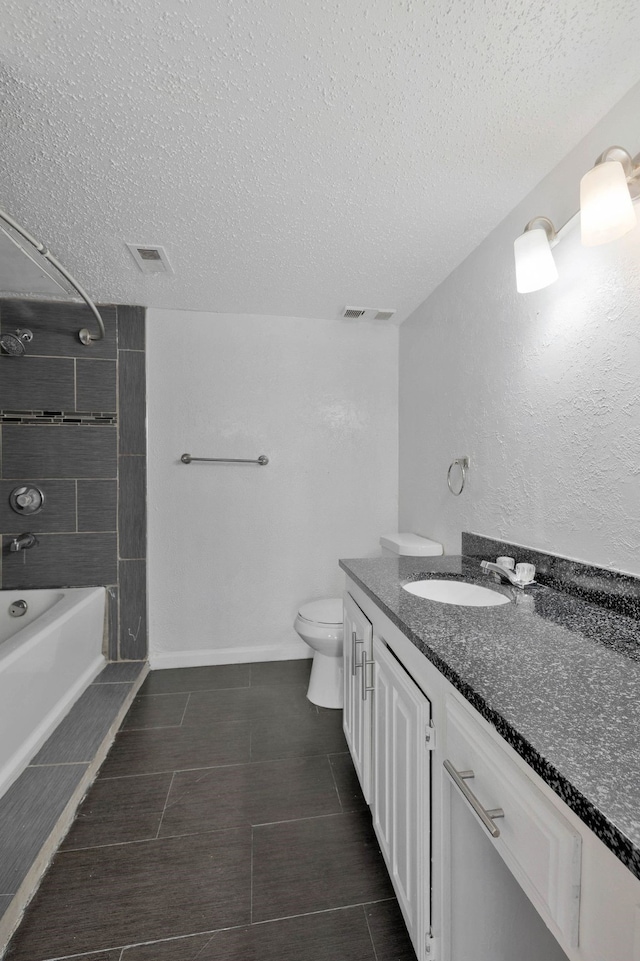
[5,660,415,961]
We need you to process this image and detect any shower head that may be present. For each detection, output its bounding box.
[0,329,33,356]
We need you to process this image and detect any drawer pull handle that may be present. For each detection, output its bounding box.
[444,759,505,838]
[361,652,375,701]
[351,631,364,676]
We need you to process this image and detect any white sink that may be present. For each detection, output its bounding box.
[403,579,510,607]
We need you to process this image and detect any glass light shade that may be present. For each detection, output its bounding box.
[514,228,558,293]
[580,160,637,246]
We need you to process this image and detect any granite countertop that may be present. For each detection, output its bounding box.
[339,553,640,881]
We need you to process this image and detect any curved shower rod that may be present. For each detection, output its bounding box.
[0,207,105,345]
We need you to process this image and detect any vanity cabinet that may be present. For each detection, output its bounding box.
[343,591,373,802]
[343,576,640,961]
[371,636,431,957]
[344,591,432,958]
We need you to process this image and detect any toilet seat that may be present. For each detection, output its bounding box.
[297,598,343,626]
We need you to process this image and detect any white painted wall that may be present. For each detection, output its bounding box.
[147,309,398,666]
[399,80,640,575]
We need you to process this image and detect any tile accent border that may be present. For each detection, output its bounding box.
[0,412,116,425]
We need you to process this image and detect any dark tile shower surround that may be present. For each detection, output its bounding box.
[4,661,415,961]
[0,299,147,659]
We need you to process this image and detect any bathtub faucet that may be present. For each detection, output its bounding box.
[10,532,39,552]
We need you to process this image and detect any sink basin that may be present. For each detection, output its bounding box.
[403,579,510,607]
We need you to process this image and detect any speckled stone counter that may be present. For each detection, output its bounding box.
[339,550,640,880]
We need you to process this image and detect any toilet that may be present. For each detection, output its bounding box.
[294,533,443,710]
[294,598,344,709]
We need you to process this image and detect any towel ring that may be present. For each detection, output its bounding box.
[447,457,469,496]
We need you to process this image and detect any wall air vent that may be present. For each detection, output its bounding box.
[342,306,397,322]
[126,243,173,275]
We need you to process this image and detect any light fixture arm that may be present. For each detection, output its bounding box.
[0,206,105,345]
[592,146,640,198]
[523,216,557,243]
[520,212,579,252]
[595,145,633,174]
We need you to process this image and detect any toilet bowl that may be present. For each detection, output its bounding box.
[294,598,344,709]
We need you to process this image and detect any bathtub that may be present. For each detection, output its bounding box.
[0,587,106,800]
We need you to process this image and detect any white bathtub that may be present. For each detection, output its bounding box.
[0,587,106,800]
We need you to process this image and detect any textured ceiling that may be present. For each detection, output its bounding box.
[2,0,640,323]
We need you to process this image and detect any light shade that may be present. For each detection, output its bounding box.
[580,160,637,246]
[514,228,558,293]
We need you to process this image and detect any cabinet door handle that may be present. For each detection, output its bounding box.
[444,759,505,838]
[361,652,375,700]
[351,631,364,676]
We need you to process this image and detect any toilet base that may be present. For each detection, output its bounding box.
[307,650,344,709]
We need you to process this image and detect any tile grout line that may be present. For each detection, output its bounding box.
[363,902,381,961]
[59,805,356,854]
[37,902,398,961]
[155,771,176,839]
[250,824,254,925]
[327,754,344,811]
[97,759,259,781]
[121,722,184,733]
[250,898,398,930]
[249,810,352,830]
[192,936,217,960]
[58,822,242,854]
[179,692,191,726]
[96,749,350,783]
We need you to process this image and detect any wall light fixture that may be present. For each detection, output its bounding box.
[514,145,640,292]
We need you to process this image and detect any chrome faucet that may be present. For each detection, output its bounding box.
[10,532,39,552]
[480,560,523,589]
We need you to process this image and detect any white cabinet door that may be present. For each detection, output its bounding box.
[343,591,373,803]
[372,636,431,959]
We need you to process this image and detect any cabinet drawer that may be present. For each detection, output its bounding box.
[445,695,582,949]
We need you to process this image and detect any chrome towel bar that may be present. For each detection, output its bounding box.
[181,453,269,466]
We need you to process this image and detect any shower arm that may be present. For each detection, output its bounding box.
[0,207,105,345]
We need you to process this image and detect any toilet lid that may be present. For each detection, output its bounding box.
[297,598,343,625]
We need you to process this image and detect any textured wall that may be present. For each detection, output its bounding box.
[147,309,398,666]
[399,80,640,575]
[2,2,640,322]
[0,300,148,658]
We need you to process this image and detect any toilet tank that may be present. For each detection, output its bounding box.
[380,533,443,556]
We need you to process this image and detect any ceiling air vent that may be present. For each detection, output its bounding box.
[342,306,397,321]
[126,243,173,275]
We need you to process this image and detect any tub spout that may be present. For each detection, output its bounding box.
[10,532,39,552]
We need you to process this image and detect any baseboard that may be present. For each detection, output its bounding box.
[149,644,312,670]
